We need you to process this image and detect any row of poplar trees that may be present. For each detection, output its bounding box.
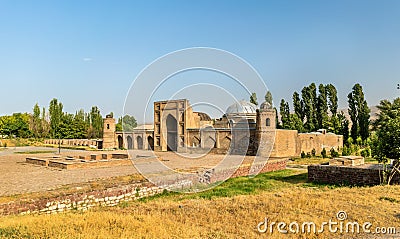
[250,83,370,144]
[30,98,104,139]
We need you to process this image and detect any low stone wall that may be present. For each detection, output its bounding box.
[1,158,288,216]
[44,139,98,147]
[308,164,400,186]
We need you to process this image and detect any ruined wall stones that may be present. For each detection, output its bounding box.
[44,139,98,147]
[308,165,400,186]
[0,159,287,216]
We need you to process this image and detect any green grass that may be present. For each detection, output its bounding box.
[287,157,330,165]
[14,150,56,154]
[139,169,309,202]
[365,157,379,164]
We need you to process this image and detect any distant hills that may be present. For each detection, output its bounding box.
[338,106,379,123]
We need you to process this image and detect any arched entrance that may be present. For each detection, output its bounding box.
[166,114,177,151]
[147,136,154,150]
[117,135,123,149]
[127,136,133,149]
[137,136,143,150]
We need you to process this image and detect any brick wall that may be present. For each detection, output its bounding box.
[308,165,400,186]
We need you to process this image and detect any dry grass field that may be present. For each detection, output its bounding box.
[0,169,399,239]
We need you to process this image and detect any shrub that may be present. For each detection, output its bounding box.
[356,137,362,146]
[301,151,306,158]
[321,148,327,158]
[360,148,371,158]
[311,148,316,157]
[306,152,312,158]
[330,148,339,158]
[342,145,350,156]
[347,137,353,146]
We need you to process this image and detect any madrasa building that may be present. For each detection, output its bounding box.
[106,99,343,158]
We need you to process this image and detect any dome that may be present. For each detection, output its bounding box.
[226,100,257,114]
[260,101,273,110]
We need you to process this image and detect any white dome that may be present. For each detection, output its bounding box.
[226,100,257,114]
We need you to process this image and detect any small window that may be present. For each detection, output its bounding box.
[107,124,110,129]
[266,118,271,126]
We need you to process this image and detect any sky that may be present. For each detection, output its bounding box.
[1,0,400,123]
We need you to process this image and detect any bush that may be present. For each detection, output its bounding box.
[360,148,371,158]
[301,151,306,158]
[311,148,316,157]
[342,145,350,156]
[306,152,312,158]
[356,137,362,146]
[321,148,327,158]
[330,148,339,158]
[347,137,353,146]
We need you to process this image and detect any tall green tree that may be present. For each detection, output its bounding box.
[250,92,258,106]
[279,99,290,129]
[337,111,349,144]
[292,91,304,122]
[49,98,63,138]
[264,91,273,105]
[41,107,50,138]
[88,106,103,139]
[30,103,41,138]
[326,84,338,116]
[348,83,370,141]
[316,84,329,129]
[301,83,317,131]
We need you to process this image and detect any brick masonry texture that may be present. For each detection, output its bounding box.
[308,165,400,186]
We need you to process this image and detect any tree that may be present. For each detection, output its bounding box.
[326,84,338,116]
[250,92,258,106]
[265,91,273,105]
[302,83,317,131]
[279,99,290,129]
[359,100,370,141]
[30,103,41,138]
[348,83,370,141]
[371,98,400,184]
[337,111,349,144]
[88,106,103,139]
[292,91,304,122]
[41,107,50,138]
[119,115,137,132]
[0,113,31,138]
[316,84,329,129]
[49,98,63,138]
[279,99,304,131]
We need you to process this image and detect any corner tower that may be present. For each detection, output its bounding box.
[103,114,116,149]
[256,101,276,157]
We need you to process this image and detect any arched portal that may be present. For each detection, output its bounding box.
[137,136,143,150]
[147,136,154,150]
[127,135,133,149]
[117,135,123,149]
[166,114,178,151]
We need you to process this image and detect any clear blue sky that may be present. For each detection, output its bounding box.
[1,0,400,122]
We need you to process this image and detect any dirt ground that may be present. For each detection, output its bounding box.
[0,147,264,196]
